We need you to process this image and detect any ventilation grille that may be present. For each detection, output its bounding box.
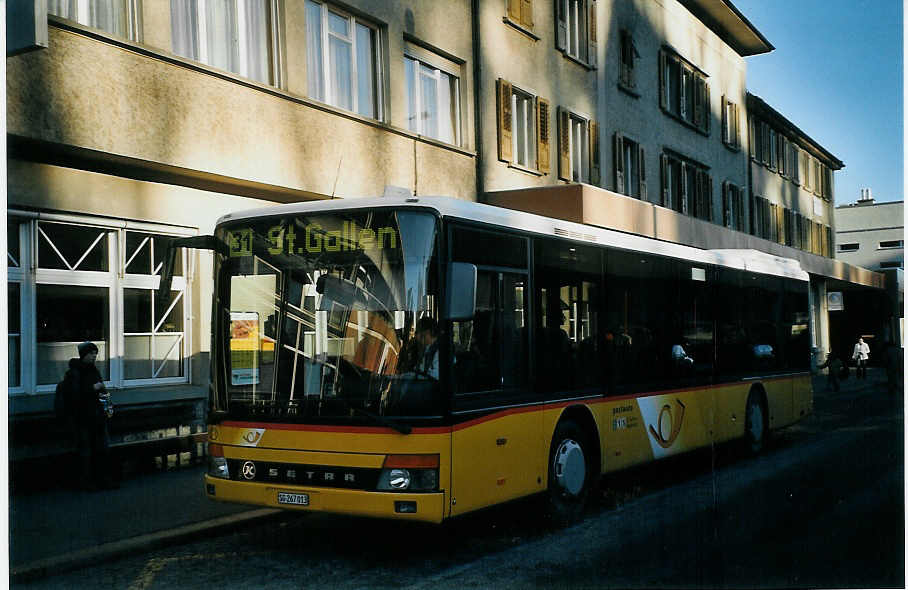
[554,227,598,242]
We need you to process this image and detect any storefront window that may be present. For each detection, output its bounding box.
[37,222,111,272]
[124,288,185,380]
[36,285,110,384]
[9,283,21,387]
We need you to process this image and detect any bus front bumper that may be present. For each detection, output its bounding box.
[204,475,446,523]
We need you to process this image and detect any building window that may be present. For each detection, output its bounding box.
[614,133,646,199]
[170,0,276,85]
[8,217,191,395]
[49,0,137,39]
[838,242,859,252]
[305,0,381,119]
[558,108,596,183]
[497,79,551,173]
[618,30,638,91]
[405,55,460,146]
[722,96,740,149]
[556,0,596,66]
[661,152,711,220]
[659,50,709,134]
[722,182,746,230]
[879,240,904,249]
[879,261,902,269]
[506,0,534,30]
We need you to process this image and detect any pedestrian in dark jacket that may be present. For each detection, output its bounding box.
[63,341,116,489]
[817,352,843,392]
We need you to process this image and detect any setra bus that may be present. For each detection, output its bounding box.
[164,196,812,523]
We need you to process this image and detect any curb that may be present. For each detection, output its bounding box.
[10,508,284,583]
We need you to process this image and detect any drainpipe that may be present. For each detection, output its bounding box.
[472,0,484,203]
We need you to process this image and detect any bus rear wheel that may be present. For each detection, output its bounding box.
[745,393,767,454]
[545,420,592,525]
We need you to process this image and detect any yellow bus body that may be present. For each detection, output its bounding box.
[205,374,811,523]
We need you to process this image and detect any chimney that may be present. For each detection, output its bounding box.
[858,187,874,204]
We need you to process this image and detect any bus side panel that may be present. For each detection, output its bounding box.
[450,409,545,517]
[764,376,795,429]
[792,374,813,422]
[712,382,750,444]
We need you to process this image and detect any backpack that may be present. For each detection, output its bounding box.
[54,368,75,422]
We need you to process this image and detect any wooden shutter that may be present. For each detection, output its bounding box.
[722,182,731,227]
[521,0,534,27]
[737,185,747,230]
[588,0,597,67]
[508,0,521,21]
[556,0,567,51]
[660,154,669,208]
[733,103,741,148]
[589,120,600,185]
[613,133,625,193]
[721,96,728,145]
[776,204,784,244]
[638,145,647,201]
[536,97,551,174]
[558,107,571,181]
[497,79,513,163]
[749,116,756,160]
[680,68,688,120]
[659,51,667,110]
[792,144,800,185]
[703,82,710,134]
[705,174,713,222]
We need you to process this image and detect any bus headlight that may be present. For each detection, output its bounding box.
[207,444,229,479]
[376,454,439,492]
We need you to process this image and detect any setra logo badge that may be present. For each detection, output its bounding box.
[241,461,256,480]
[238,428,265,446]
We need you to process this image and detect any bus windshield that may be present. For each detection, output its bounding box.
[213,209,442,424]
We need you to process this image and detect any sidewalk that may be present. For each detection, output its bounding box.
[9,368,895,581]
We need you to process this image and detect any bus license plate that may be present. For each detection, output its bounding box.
[277,492,309,506]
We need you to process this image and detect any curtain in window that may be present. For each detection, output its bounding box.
[243,0,271,84]
[405,57,417,132]
[328,12,353,111]
[306,1,325,100]
[49,0,127,37]
[355,23,375,118]
[206,1,238,74]
[171,0,200,60]
[48,0,78,20]
[419,64,439,140]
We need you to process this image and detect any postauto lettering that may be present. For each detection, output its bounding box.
[227,222,398,258]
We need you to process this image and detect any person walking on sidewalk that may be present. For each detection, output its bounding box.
[818,352,843,392]
[61,341,117,490]
[852,337,870,379]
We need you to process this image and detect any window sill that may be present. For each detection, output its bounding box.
[560,51,595,70]
[723,142,741,153]
[503,17,540,40]
[618,83,640,99]
[507,162,545,176]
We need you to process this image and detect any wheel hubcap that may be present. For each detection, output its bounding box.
[554,439,585,496]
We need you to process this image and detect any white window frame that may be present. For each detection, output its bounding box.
[7,212,194,397]
[405,53,462,146]
[512,87,537,169]
[306,0,382,120]
[564,0,588,61]
[568,113,589,183]
[621,136,641,197]
[879,240,904,250]
[48,0,142,41]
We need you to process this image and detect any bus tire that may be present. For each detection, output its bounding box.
[744,391,768,455]
[545,419,592,525]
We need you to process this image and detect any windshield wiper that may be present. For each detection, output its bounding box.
[344,402,411,435]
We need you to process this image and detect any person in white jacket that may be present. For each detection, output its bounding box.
[852,337,870,379]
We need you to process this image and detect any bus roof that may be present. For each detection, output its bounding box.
[216,196,810,282]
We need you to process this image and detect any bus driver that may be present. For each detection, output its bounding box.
[415,317,439,380]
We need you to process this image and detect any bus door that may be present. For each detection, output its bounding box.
[448,227,543,515]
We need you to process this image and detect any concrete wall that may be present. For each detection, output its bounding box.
[835,201,905,271]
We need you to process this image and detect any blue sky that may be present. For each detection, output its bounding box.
[733,0,903,204]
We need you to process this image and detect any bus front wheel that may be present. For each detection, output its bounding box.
[745,393,767,454]
[545,420,592,525]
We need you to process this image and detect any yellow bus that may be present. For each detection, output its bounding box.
[168,196,812,524]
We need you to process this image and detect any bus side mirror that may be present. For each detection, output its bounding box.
[157,235,226,317]
[444,262,476,321]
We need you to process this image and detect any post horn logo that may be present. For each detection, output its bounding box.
[648,399,686,449]
[243,430,262,444]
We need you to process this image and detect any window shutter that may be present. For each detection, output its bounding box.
[537,97,551,174]
[680,69,688,120]
[522,0,534,27]
[749,117,756,161]
[738,185,746,230]
[659,51,667,110]
[776,205,784,244]
[721,95,728,144]
[508,0,521,21]
[638,145,647,201]
[556,0,567,51]
[497,79,513,163]
[558,107,571,181]
[734,103,741,148]
[722,182,731,227]
[587,0,597,67]
[705,173,713,222]
[613,133,625,193]
[761,123,770,165]
[660,154,669,208]
[680,163,688,214]
[589,120,600,185]
[703,82,711,134]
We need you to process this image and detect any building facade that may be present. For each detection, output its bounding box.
[835,194,904,272]
[6,0,888,449]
